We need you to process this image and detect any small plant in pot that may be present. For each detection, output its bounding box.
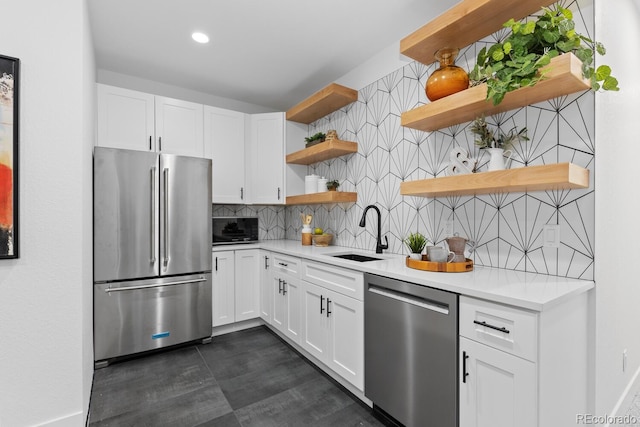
[304,132,326,148]
[326,180,340,191]
[405,232,428,260]
[470,116,528,171]
[469,5,619,106]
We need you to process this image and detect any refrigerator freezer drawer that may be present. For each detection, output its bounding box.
[94,273,212,363]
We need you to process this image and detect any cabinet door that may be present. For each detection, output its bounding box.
[327,290,364,391]
[96,84,155,151]
[212,251,235,327]
[272,274,286,333]
[259,251,272,324]
[155,96,204,157]
[460,337,537,427]
[234,249,260,322]
[248,112,284,204]
[282,275,301,344]
[204,106,246,203]
[301,281,330,362]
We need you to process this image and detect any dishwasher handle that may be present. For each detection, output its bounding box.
[368,285,449,315]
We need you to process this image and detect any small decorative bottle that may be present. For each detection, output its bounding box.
[425,47,469,102]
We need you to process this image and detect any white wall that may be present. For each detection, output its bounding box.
[97,69,274,114]
[594,0,640,416]
[0,0,94,425]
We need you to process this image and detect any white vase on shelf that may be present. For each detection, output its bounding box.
[485,148,513,171]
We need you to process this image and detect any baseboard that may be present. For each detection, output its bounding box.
[211,318,264,337]
[609,364,640,420]
[34,411,83,426]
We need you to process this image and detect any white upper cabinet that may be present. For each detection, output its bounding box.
[154,96,204,157]
[97,84,155,152]
[97,84,204,158]
[247,112,285,204]
[204,106,247,203]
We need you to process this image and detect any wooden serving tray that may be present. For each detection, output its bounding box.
[406,255,473,272]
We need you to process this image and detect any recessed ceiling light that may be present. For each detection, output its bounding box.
[192,32,210,44]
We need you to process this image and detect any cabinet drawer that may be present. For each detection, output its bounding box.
[460,296,538,362]
[302,261,364,301]
[272,253,300,277]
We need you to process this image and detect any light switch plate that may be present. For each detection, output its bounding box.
[543,224,560,248]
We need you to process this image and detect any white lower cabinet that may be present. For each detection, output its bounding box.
[459,295,589,427]
[211,251,235,327]
[270,254,302,344]
[259,251,272,324]
[211,249,260,327]
[459,336,536,427]
[301,261,364,391]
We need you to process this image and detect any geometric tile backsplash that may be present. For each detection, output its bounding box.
[220,1,595,281]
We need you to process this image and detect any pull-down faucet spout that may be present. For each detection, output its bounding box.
[359,205,389,254]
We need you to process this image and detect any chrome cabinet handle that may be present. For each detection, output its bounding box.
[277,187,281,200]
[149,135,152,151]
[158,136,162,151]
[150,167,156,264]
[278,278,283,294]
[278,262,288,267]
[320,295,325,314]
[282,280,287,295]
[326,298,331,317]
[264,256,269,269]
[473,320,510,334]
[241,187,244,200]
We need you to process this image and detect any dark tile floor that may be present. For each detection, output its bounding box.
[88,326,386,427]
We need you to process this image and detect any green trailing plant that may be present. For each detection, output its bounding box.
[469,5,619,105]
[305,132,326,143]
[470,116,529,150]
[405,232,428,254]
[326,180,340,190]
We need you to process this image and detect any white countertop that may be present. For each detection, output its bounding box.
[214,240,594,312]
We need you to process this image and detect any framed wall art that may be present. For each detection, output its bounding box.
[0,54,19,259]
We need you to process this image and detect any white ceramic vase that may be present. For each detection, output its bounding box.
[486,148,513,171]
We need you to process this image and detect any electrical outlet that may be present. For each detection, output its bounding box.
[543,224,560,248]
[444,219,454,237]
[623,349,628,372]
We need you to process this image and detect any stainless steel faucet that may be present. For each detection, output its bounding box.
[359,205,389,254]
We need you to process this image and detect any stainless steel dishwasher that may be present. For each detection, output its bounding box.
[364,273,458,427]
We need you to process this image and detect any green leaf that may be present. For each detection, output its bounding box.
[492,49,505,61]
[560,7,573,20]
[595,65,611,80]
[595,42,606,56]
[543,30,560,43]
[522,21,536,34]
[602,76,620,91]
[503,42,512,54]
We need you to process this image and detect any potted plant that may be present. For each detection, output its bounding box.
[326,180,340,191]
[470,116,528,170]
[304,132,326,148]
[405,232,428,260]
[469,5,619,106]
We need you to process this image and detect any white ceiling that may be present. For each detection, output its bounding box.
[88,0,457,112]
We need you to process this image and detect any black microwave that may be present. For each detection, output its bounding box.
[212,216,259,245]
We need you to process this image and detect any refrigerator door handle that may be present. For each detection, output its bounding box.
[150,166,157,264]
[105,277,207,293]
[163,167,169,270]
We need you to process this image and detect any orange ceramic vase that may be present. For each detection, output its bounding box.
[425,48,469,102]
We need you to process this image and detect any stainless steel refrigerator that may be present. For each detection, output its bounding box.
[93,147,212,367]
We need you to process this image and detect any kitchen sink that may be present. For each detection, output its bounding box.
[331,253,383,262]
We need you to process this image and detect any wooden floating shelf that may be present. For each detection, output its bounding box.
[400,0,557,65]
[286,139,358,165]
[401,53,590,132]
[286,83,358,124]
[400,163,589,198]
[286,191,357,205]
